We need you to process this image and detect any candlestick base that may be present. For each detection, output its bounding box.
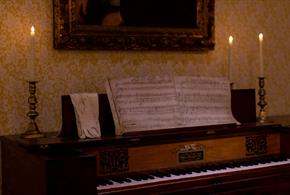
[257,77,267,123]
[22,81,44,139]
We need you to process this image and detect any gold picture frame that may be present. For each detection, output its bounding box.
[53,0,215,51]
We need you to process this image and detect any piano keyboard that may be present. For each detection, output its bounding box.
[97,156,290,193]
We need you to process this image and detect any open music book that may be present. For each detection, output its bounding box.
[106,76,238,135]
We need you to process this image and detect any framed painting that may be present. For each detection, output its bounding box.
[53,0,215,51]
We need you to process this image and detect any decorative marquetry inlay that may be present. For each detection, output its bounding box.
[99,148,129,174]
[245,135,267,156]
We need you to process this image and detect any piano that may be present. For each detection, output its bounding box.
[2,89,290,195]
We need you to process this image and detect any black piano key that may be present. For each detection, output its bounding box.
[172,168,192,175]
[110,176,131,184]
[134,173,151,180]
[127,174,143,181]
[186,166,203,173]
[258,160,267,164]
[198,166,209,172]
[128,173,153,181]
[268,156,280,162]
[96,179,114,186]
[169,169,183,176]
[142,173,155,180]
[179,168,191,174]
[280,156,288,161]
[191,168,202,173]
[96,181,106,187]
[123,177,132,182]
[161,171,171,177]
[241,161,253,166]
[216,163,227,170]
[227,163,240,168]
[104,179,114,185]
[223,163,236,168]
[213,165,226,170]
[207,165,218,171]
[264,157,275,163]
[145,174,155,179]
[270,157,282,162]
[150,171,168,178]
[209,164,225,171]
[182,167,198,173]
[250,161,260,165]
[235,163,242,167]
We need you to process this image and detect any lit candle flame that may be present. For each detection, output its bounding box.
[229,36,233,45]
[259,33,263,42]
[30,26,35,36]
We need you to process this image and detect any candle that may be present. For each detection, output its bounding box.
[30,26,35,36]
[228,36,233,81]
[259,33,264,77]
[30,26,35,81]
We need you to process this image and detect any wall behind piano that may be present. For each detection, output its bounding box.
[0,0,290,135]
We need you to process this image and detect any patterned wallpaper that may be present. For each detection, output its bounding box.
[0,0,290,135]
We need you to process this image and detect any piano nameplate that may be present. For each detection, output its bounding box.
[177,144,205,163]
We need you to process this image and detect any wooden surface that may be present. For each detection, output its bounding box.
[128,134,280,173]
[1,137,96,195]
[82,133,281,175]
[2,123,290,194]
[9,123,283,150]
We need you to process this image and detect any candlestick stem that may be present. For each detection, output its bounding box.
[257,77,267,123]
[22,81,44,138]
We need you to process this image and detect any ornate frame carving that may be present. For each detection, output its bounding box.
[53,0,215,51]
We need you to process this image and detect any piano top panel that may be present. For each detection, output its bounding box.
[2,123,288,151]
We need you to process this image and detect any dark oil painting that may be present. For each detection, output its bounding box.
[76,0,197,28]
[53,0,214,51]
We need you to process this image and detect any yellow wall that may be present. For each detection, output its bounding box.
[0,0,290,135]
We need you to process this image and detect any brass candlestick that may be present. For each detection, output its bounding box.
[22,81,44,138]
[257,77,267,123]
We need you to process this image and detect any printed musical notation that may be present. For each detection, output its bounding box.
[106,76,238,135]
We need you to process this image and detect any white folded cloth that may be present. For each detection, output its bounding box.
[70,93,101,139]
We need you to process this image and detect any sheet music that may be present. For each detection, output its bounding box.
[174,76,237,127]
[106,76,179,135]
[106,76,238,135]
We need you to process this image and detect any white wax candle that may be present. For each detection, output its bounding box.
[228,36,233,81]
[259,33,264,77]
[30,26,35,81]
